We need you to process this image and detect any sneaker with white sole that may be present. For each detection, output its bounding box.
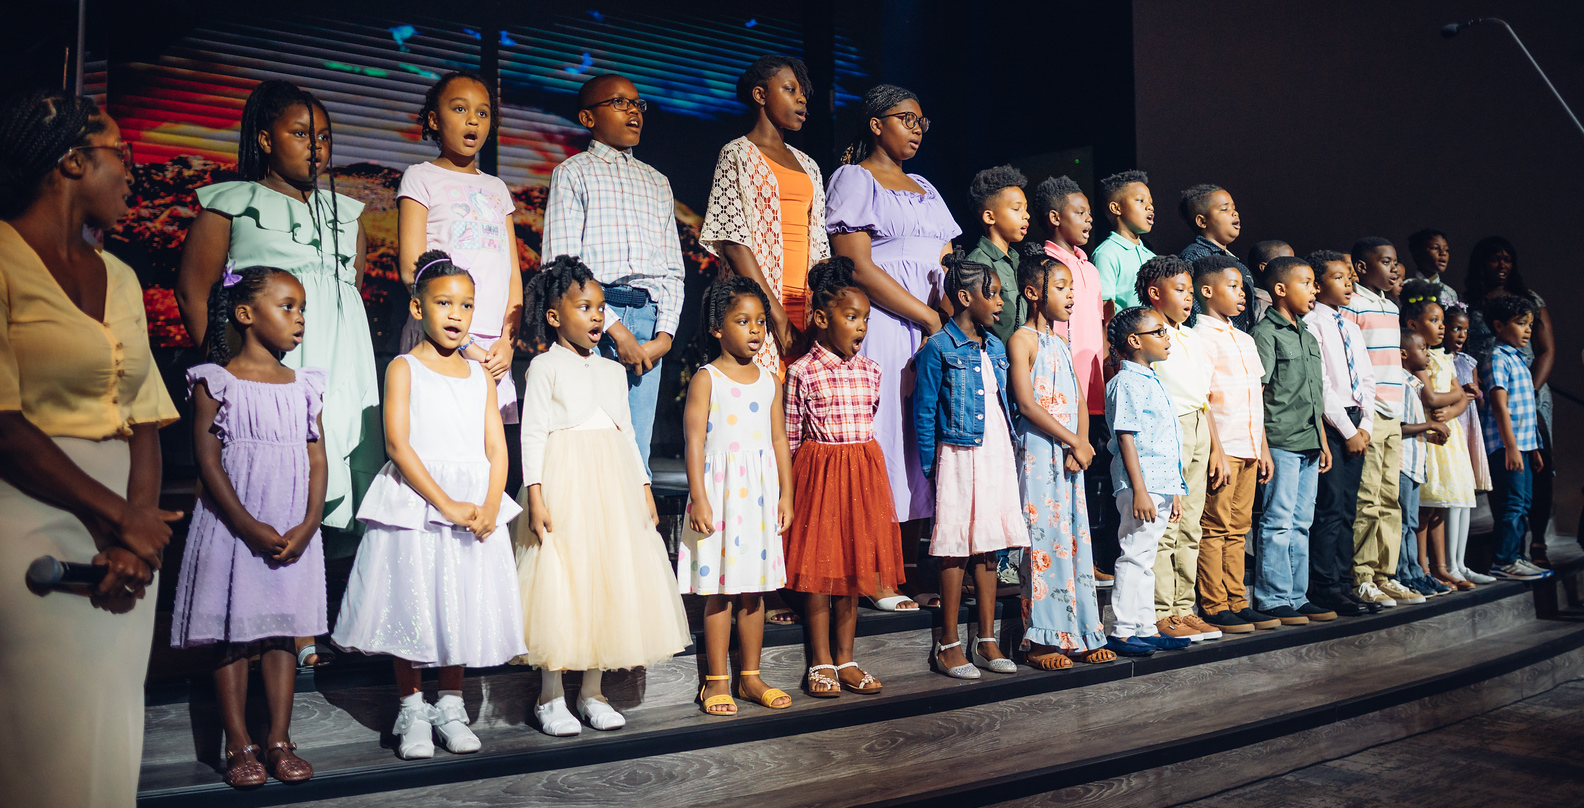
[1490,563,1546,582]
[1357,580,1396,608]
[1515,559,1555,579]
[1378,578,1426,605]
[1182,613,1224,640]
[1462,567,1498,584]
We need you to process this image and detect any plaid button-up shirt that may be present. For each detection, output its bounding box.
[1483,343,1540,452]
[784,341,882,454]
[542,140,687,335]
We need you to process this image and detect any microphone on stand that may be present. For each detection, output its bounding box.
[26,556,107,590]
[1442,17,1584,140]
[1441,19,1489,38]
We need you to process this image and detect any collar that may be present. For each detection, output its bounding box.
[809,340,859,366]
[586,139,634,163]
[1194,234,1231,256]
[1260,305,1305,332]
[1044,240,1089,265]
[941,318,986,349]
[1311,302,1338,318]
[1119,359,1159,379]
[549,341,598,361]
[1104,230,1150,252]
[1350,283,1388,307]
[1197,313,1235,333]
[973,235,1014,264]
[1493,342,1525,358]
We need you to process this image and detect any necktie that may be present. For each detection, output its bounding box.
[1335,311,1365,402]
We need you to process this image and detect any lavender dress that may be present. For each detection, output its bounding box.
[170,364,329,646]
[826,164,961,520]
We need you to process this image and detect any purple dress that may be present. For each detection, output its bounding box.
[170,364,329,647]
[825,164,961,520]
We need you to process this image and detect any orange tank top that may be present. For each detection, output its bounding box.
[767,157,813,326]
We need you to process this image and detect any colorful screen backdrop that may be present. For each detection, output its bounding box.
[104,9,868,348]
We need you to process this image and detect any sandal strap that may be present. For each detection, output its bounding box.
[935,641,962,652]
[809,664,837,673]
[975,637,998,645]
[226,744,262,761]
[834,661,859,670]
[267,741,298,752]
[738,670,760,676]
[704,674,732,681]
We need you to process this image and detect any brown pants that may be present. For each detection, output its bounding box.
[1197,457,1259,614]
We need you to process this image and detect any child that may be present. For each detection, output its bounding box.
[1407,228,1458,307]
[1192,255,1280,632]
[1104,306,1189,656]
[681,277,795,716]
[542,73,685,473]
[1341,237,1416,608]
[1400,280,1478,593]
[1177,184,1254,331]
[913,252,1031,678]
[1444,305,1496,584]
[173,266,327,787]
[1479,295,1552,582]
[1301,250,1376,618]
[1394,330,1445,601]
[1245,240,1294,322]
[332,251,526,759]
[965,164,1030,346]
[1251,257,1332,626]
[1134,256,1229,640]
[1091,170,1156,317]
[398,71,522,421]
[514,256,691,735]
[784,257,906,696]
[1007,254,1114,666]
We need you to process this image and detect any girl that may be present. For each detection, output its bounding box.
[681,277,795,716]
[1401,280,1477,593]
[178,79,381,561]
[398,71,522,421]
[912,251,1030,678]
[701,54,831,373]
[1006,255,1113,669]
[514,256,690,737]
[174,266,327,787]
[783,257,905,696]
[1445,304,1496,584]
[332,251,525,760]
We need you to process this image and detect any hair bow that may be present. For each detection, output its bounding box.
[220,261,242,288]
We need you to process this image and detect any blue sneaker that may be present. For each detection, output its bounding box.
[1105,636,1157,657]
[1136,633,1193,651]
[1490,563,1545,582]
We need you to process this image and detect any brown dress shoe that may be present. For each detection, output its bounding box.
[223,744,267,790]
[266,741,313,784]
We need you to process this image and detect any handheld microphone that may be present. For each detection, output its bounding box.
[26,556,108,589]
[1442,19,1489,38]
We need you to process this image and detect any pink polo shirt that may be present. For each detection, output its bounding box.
[1047,241,1105,413]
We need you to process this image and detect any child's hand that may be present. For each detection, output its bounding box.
[1464,382,1482,402]
[1257,447,1274,484]
[1532,450,1544,473]
[1064,453,1083,474]
[1430,406,1451,422]
[1168,495,1182,523]
[1132,490,1157,523]
[777,491,793,535]
[1319,447,1333,474]
[1207,448,1230,492]
[689,497,715,536]
[439,499,482,531]
[242,522,290,559]
[473,511,497,540]
[1505,446,1523,471]
[1344,431,1369,457]
[1070,440,1095,469]
[463,341,490,364]
[274,524,316,565]
[645,485,660,527]
[479,339,513,381]
[528,486,552,539]
[1427,421,1451,445]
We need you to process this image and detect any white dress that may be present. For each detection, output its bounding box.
[332,355,526,668]
[678,364,785,595]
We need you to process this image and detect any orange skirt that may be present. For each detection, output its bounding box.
[786,440,905,596]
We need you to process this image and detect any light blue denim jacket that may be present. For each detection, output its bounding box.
[912,319,1014,476]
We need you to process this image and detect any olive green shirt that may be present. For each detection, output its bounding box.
[966,235,1024,346]
[1252,306,1324,453]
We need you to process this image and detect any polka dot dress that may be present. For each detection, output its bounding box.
[678,364,785,595]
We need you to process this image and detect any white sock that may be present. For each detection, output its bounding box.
[539,669,564,705]
[437,689,463,707]
[582,670,604,700]
[401,691,427,710]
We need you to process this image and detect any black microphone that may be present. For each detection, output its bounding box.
[26,556,107,589]
[1442,18,1488,38]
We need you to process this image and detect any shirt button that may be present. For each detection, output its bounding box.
[975,437,982,443]
[973,366,981,372]
[976,413,984,419]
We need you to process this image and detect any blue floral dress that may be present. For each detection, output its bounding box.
[1016,328,1106,652]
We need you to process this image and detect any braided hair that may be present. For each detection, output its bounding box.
[700,275,771,358]
[1016,253,1061,312]
[203,265,294,365]
[0,87,108,219]
[737,55,811,107]
[839,84,918,165]
[523,254,598,349]
[807,255,863,317]
[411,249,474,296]
[419,70,500,145]
[1107,306,1156,362]
[237,80,345,288]
[941,247,996,305]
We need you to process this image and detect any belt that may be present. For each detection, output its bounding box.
[602,285,652,308]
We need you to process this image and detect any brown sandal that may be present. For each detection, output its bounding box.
[223,744,266,789]
[265,741,313,784]
[1078,648,1118,664]
[1024,647,1075,671]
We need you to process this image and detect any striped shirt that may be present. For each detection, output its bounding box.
[1402,371,1427,484]
[542,140,687,335]
[1194,314,1265,460]
[1341,284,1403,420]
[1482,343,1539,452]
[784,341,883,454]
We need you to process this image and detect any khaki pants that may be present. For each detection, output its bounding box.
[1352,413,1402,585]
[1155,409,1210,619]
[1198,456,1257,614]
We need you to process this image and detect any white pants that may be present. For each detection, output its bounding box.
[1113,489,1170,638]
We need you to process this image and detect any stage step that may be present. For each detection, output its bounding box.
[135,576,1579,807]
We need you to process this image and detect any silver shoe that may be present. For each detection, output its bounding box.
[932,640,981,679]
[973,637,1017,674]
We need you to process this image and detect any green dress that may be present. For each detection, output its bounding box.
[196,181,383,539]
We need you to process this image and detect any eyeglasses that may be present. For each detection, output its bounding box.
[1132,326,1169,340]
[58,142,134,167]
[583,96,648,113]
[879,111,929,133]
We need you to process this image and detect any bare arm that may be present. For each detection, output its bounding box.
[278,410,328,564]
[397,197,429,289]
[1007,330,1084,450]
[721,242,793,350]
[1117,432,1157,523]
[683,368,715,535]
[191,383,287,558]
[475,378,506,538]
[832,230,942,334]
[353,215,369,288]
[175,209,233,346]
[770,378,795,534]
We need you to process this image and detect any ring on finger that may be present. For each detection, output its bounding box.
[122,583,137,595]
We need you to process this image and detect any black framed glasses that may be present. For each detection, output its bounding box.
[879,111,929,133]
[59,142,134,167]
[583,96,649,113]
[1132,326,1169,340]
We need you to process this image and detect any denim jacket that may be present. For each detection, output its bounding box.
[912,319,1015,476]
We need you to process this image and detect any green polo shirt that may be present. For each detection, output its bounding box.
[1090,230,1155,311]
[966,235,1024,345]
[1252,306,1324,453]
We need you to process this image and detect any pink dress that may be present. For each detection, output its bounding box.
[930,350,1031,557]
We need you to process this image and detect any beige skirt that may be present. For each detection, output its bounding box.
[512,427,690,671]
[0,437,155,808]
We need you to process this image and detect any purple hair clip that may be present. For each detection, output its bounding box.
[220,262,242,288]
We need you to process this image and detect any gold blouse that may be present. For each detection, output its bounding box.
[0,222,178,439]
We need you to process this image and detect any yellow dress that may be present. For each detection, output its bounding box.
[1420,349,1476,509]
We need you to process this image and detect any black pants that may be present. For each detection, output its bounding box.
[1087,419,1121,573]
[1309,423,1364,601]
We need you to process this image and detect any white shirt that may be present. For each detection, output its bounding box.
[1304,302,1377,441]
[1150,319,1214,417]
[519,342,648,486]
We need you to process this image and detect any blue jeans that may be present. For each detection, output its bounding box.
[598,298,662,476]
[1487,451,1533,566]
[1254,448,1319,611]
[1396,473,1425,581]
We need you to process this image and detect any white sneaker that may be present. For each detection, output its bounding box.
[1357,581,1397,608]
[1515,559,1554,578]
[1378,578,1425,605]
[536,698,582,737]
[1463,567,1498,584]
[577,695,626,731]
[392,703,436,759]
[433,695,481,753]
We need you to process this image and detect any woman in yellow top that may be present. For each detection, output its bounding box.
[0,90,182,807]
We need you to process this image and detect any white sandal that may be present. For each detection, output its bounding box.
[834,661,883,694]
[973,637,1017,674]
[931,641,981,680]
[805,664,841,698]
[865,595,919,612]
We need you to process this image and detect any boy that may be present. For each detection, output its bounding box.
[1394,330,1446,600]
[1178,184,1255,331]
[1407,229,1457,308]
[1246,240,1294,322]
[1192,255,1279,633]
[543,73,685,473]
[966,165,1030,346]
[1481,295,1552,582]
[1340,237,1418,607]
[1135,256,1228,641]
[1091,170,1155,317]
[1302,250,1377,617]
[1251,256,1333,625]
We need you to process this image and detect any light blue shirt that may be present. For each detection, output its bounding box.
[1107,360,1187,496]
[1091,230,1156,311]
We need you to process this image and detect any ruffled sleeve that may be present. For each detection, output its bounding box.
[824,164,879,236]
[196,181,363,261]
[297,366,329,441]
[186,363,233,439]
[913,176,962,242]
[699,138,754,258]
